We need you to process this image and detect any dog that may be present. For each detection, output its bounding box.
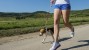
[39,27,54,43]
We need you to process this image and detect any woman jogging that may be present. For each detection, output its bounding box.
[50,0,75,50]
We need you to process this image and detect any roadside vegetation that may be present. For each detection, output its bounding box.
[0,9,89,37]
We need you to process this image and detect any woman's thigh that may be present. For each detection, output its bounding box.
[54,9,61,23]
[62,10,70,23]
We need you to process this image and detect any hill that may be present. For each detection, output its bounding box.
[0,9,89,18]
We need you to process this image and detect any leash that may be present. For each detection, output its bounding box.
[45,3,52,33]
[45,12,49,33]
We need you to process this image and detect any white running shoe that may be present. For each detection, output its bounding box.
[49,42,61,50]
[70,27,75,38]
[70,32,75,38]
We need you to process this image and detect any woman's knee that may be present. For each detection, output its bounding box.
[54,19,59,25]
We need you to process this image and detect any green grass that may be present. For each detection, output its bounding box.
[0,17,89,30]
[0,17,54,30]
[0,16,89,37]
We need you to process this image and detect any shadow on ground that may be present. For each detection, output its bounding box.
[62,40,89,50]
[59,37,72,42]
[42,37,71,44]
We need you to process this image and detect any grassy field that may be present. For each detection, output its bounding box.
[0,16,89,37]
[0,17,89,29]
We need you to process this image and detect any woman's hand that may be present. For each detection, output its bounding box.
[50,0,55,4]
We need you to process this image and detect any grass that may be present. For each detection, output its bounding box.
[0,16,89,37]
[0,17,89,29]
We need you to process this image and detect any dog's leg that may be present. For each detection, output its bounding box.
[42,33,47,43]
[50,31,54,43]
[51,34,54,43]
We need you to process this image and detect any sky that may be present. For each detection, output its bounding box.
[0,0,89,13]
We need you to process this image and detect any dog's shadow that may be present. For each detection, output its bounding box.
[42,37,71,44]
[62,40,89,50]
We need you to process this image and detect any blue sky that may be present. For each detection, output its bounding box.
[0,0,89,13]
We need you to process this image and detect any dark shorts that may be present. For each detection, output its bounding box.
[54,4,71,10]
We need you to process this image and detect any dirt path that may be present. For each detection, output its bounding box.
[0,24,89,50]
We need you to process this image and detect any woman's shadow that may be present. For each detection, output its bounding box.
[43,37,71,44]
[62,40,89,50]
[58,37,72,42]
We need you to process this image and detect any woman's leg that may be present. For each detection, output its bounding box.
[62,10,74,37]
[49,9,61,50]
[54,9,61,42]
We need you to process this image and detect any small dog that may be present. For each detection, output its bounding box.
[39,27,54,43]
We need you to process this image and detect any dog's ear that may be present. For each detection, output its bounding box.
[40,29,45,33]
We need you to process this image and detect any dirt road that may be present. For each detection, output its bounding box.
[0,24,89,50]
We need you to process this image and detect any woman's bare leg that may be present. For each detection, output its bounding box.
[54,9,61,42]
[62,10,74,37]
[49,9,61,50]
